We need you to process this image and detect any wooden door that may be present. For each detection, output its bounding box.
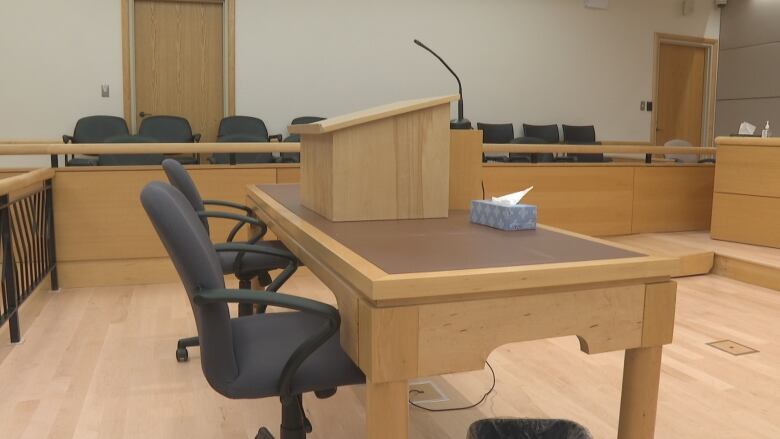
[655,43,707,146]
[134,0,224,142]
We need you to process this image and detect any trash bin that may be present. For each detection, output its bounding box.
[466,418,593,439]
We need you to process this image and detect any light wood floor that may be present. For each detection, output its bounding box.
[1,268,779,438]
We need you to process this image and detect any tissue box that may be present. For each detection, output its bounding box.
[470,200,537,231]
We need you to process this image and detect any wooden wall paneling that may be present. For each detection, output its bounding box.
[711,192,780,248]
[449,130,483,210]
[631,166,714,233]
[481,165,635,236]
[714,145,780,197]
[276,167,301,184]
[53,166,277,288]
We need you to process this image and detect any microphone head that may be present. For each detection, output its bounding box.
[413,39,424,47]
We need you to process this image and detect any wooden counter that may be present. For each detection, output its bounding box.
[712,137,780,248]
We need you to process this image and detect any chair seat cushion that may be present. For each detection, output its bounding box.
[224,311,365,398]
[217,240,291,276]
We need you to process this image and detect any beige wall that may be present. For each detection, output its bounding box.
[716,0,780,136]
[0,0,720,168]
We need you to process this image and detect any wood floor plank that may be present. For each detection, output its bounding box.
[0,269,778,438]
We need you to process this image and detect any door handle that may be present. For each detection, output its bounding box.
[139,111,153,118]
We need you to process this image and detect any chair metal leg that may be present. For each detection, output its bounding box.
[278,395,308,439]
[175,336,199,362]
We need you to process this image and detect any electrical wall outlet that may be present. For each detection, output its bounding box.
[640,101,646,111]
[101,84,110,98]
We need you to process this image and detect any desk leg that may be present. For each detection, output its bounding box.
[617,345,663,439]
[366,380,409,439]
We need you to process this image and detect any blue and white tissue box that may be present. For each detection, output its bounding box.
[470,200,537,231]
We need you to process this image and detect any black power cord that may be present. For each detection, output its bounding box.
[408,361,496,413]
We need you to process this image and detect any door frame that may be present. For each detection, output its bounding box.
[121,0,236,132]
[651,33,719,147]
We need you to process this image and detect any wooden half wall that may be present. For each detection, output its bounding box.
[54,164,299,288]
[49,161,712,289]
[482,163,714,236]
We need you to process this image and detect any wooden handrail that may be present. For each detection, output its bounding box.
[716,136,780,147]
[0,142,717,157]
[483,144,717,155]
[0,142,302,155]
[0,168,55,196]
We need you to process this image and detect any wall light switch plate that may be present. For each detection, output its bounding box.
[640,101,646,111]
[101,84,110,98]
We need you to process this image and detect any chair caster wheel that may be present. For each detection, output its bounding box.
[176,348,188,362]
[256,427,275,439]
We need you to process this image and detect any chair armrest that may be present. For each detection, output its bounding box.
[198,210,268,242]
[62,135,73,144]
[203,199,254,215]
[269,134,283,142]
[193,134,202,143]
[214,242,298,291]
[192,287,340,398]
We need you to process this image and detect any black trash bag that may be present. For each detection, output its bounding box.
[466,418,593,439]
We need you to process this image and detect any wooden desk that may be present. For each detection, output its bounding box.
[247,184,677,439]
[712,136,780,248]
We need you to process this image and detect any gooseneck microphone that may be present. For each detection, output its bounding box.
[414,39,472,129]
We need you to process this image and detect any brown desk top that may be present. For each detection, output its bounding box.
[257,184,642,275]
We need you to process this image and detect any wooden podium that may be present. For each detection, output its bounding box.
[288,95,458,221]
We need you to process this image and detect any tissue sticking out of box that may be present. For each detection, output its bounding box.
[492,187,534,205]
[739,122,757,135]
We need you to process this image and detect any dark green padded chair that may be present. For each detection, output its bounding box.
[562,125,611,163]
[138,115,200,164]
[211,116,282,164]
[63,115,130,166]
[477,122,524,163]
[141,181,364,439]
[97,135,165,166]
[282,116,326,163]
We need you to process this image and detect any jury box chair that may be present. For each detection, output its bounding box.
[63,115,131,166]
[97,135,165,166]
[139,115,200,164]
[141,181,365,439]
[477,122,515,163]
[561,124,610,163]
[282,116,326,163]
[211,116,282,164]
[162,159,298,361]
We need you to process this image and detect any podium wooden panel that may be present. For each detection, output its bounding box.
[289,95,457,221]
[712,136,780,248]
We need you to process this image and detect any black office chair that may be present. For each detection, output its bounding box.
[211,116,281,164]
[282,116,326,163]
[141,181,365,439]
[510,137,555,163]
[562,125,610,163]
[97,135,165,166]
[477,122,520,163]
[63,115,130,166]
[161,158,298,360]
[139,115,200,164]
[522,124,560,163]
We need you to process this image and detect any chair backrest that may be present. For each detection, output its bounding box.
[161,158,210,233]
[284,116,326,143]
[218,116,270,141]
[98,135,165,166]
[70,116,129,143]
[477,123,515,144]
[523,124,560,144]
[139,116,194,142]
[214,130,273,164]
[562,125,596,144]
[140,182,238,389]
[664,139,698,163]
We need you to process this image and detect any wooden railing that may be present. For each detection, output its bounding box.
[0,168,57,342]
